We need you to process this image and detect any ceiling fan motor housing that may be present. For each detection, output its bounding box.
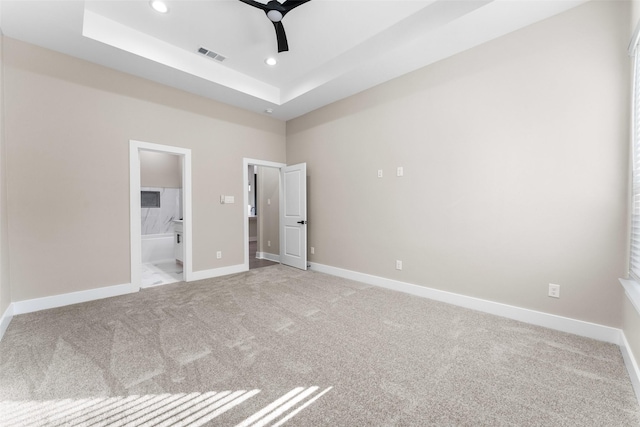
[238,0,312,52]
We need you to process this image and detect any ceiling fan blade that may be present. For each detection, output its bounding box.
[282,0,312,10]
[273,21,289,53]
[238,0,269,12]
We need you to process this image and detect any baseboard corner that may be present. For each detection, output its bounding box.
[0,303,14,342]
[620,331,640,406]
[257,252,280,263]
[189,264,247,282]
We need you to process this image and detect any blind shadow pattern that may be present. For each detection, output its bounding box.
[1,386,331,426]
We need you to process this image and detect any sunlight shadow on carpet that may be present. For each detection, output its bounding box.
[0,386,332,427]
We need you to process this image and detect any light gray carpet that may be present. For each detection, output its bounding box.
[1,264,639,426]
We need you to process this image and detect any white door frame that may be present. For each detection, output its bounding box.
[243,158,286,270]
[130,140,193,289]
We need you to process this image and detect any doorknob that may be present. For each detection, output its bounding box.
[297,220,307,225]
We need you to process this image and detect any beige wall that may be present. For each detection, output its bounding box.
[257,166,280,255]
[633,0,640,35]
[287,0,630,327]
[140,150,181,188]
[0,32,10,317]
[4,37,286,302]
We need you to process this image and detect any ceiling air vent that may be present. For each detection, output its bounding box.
[198,47,226,62]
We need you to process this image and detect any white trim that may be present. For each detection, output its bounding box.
[138,278,180,289]
[0,303,14,341]
[129,142,142,290]
[630,21,640,56]
[621,331,640,406]
[621,278,640,316]
[11,283,137,316]
[130,140,193,288]
[189,264,247,282]
[243,158,286,272]
[309,262,621,344]
[257,252,281,263]
[249,237,258,242]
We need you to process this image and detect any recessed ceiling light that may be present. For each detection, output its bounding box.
[264,108,274,114]
[265,57,277,66]
[150,1,169,14]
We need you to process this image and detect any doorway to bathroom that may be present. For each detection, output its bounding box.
[130,140,193,289]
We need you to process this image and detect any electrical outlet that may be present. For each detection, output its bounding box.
[311,247,315,254]
[377,169,383,178]
[268,240,271,247]
[396,260,403,270]
[216,251,222,259]
[548,283,560,298]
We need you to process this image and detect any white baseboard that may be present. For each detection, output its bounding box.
[11,282,139,316]
[309,262,621,344]
[189,264,247,281]
[1,264,248,341]
[257,252,280,263]
[621,331,640,406]
[1,260,638,401]
[0,303,14,341]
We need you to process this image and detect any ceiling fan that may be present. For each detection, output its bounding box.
[238,0,312,53]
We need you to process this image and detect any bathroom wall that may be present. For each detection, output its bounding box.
[141,187,181,235]
[140,150,181,188]
[140,151,182,235]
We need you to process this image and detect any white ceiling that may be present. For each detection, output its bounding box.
[0,0,587,121]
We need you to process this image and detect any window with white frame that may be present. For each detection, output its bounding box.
[624,31,640,315]
[631,36,640,282]
[630,45,640,281]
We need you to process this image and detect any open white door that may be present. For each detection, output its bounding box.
[280,163,307,270]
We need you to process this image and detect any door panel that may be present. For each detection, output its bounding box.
[280,163,307,270]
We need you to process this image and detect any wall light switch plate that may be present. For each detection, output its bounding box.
[377,169,383,178]
[224,196,235,204]
[397,167,404,177]
[548,283,560,298]
[396,260,403,270]
[311,247,315,254]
